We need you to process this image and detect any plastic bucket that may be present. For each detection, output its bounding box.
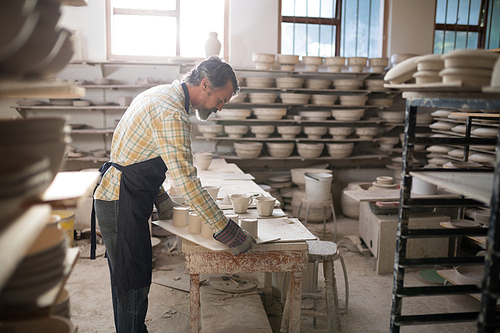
[305,172,333,202]
[51,210,75,247]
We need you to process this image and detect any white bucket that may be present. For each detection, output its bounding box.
[304,172,333,202]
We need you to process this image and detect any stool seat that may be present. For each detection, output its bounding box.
[298,196,336,240]
[307,240,339,261]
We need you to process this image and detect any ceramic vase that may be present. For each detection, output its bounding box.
[205,32,221,58]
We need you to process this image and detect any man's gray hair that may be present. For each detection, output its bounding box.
[183,56,240,96]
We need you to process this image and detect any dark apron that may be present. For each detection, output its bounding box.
[90,82,190,289]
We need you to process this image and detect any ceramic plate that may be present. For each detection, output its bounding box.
[431,110,452,117]
[469,153,495,163]
[471,127,498,138]
[455,265,484,285]
[426,145,453,153]
[450,219,480,228]
[451,161,483,169]
[447,149,465,158]
[429,121,455,131]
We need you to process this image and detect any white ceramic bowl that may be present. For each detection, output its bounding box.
[327,65,343,73]
[303,126,328,139]
[442,49,499,69]
[277,126,302,139]
[416,54,445,71]
[280,64,296,71]
[280,93,311,104]
[304,64,319,72]
[328,127,352,139]
[278,54,300,64]
[324,57,346,66]
[378,111,405,123]
[349,65,364,73]
[368,57,389,67]
[275,77,304,88]
[252,53,275,64]
[266,142,295,158]
[305,79,331,89]
[252,108,287,120]
[413,70,442,84]
[245,77,275,88]
[297,143,324,158]
[198,124,223,138]
[347,57,367,66]
[302,56,324,65]
[339,95,368,106]
[250,125,275,138]
[332,79,364,90]
[355,127,378,139]
[217,109,251,120]
[331,109,365,121]
[327,142,354,158]
[248,92,277,104]
[299,111,331,121]
[234,142,263,158]
[439,67,492,87]
[224,125,248,138]
[228,93,247,103]
[364,79,386,90]
[311,94,337,105]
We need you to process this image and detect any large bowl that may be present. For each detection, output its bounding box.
[223,125,248,138]
[250,125,275,138]
[277,126,302,139]
[328,127,352,139]
[302,56,324,65]
[252,53,275,64]
[276,77,304,88]
[355,127,378,139]
[245,77,275,88]
[303,126,328,139]
[234,142,263,159]
[324,57,346,66]
[297,143,324,158]
[333,79,364,90]
[252,108,287,120]
[299,111,331,121]
[378,111,405,123]
[347,57,367,66]
[198,124,223,138]
[442,49,499,69]
[280,93,311,105]
[311,94,337,105]
[327,143,354,158]
[305,79,331,89]
[248,92,277,103]
[331,109,365,121]
[217,109,252,120]
[368,57,389,67]
[266,142,295,158]
[278,54,300,64]
[339,95,368,106]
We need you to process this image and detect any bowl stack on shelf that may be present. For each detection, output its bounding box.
[413,54,444,84]
[223,125,248,138]
[301,56,324,72]
[251,53,275,70]
[250,125,275,138]
[440,49,499,87]
[277,54,300,71]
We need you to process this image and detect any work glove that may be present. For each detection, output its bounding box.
[155,192,182,220]
[213,218,256,255]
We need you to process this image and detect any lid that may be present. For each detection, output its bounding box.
[416,54,444,63]
[442,49,500,60]
[439,67,492,76]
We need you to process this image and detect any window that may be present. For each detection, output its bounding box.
[434,0,500,54]
[106,0,226,60]
[279,0,384,58]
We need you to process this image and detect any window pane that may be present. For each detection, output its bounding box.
[281,22,295,54]
[368,0,382,57]
[112,15,176,56]
[486,0,500,49]
[319,25,335,57]
[294,23,307,55]
[320,0,335,18]
[457,0,471,24]
[435,0,447,24]
[307,24,320,55]
[180,0,224,57]
[446,0,459,24]
[467,31,479,49]
[111,0,176,10]
[308,0,320,17]
[455,31,467,49]
[469,0,481,24]
[434,30,445,54]
[295,0,307,16]
[444,30,457,53]
[282,0,295,16]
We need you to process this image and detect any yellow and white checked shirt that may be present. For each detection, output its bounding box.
[94,80,228,233]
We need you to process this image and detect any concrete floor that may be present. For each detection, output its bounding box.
[66,216,481,332]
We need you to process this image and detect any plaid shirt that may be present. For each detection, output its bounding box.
[94,80,228,233]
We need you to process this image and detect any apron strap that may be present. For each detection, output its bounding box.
[90,161,123,259]
[181,82,190,113]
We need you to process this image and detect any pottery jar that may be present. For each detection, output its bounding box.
[205,32,221,57]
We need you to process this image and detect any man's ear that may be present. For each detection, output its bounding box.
[201,77,209,91]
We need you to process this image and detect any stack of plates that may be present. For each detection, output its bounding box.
[0,117,69,182]
[475,208,491,226]
[0,156,52,223]
[50,99,75,106]
[0,226,68,309]
[17,99,45,107]
[440,49,499,87]
[0,0,73,78]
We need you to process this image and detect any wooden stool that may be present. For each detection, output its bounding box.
[297,196,336,240]
[281,240,349,333]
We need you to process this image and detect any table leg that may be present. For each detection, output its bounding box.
[289,271,303,333]
[190,273,200,333]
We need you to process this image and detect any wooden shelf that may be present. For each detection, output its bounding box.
[38,171,100,207]
[79,84,158,89]
[70,128,114,135]
[0,205,52,291]
[14,105,128,110]
[409,171,494,205]
[220,153,389,161]
[196,135,383,143]
[209,118,383,124]
[66,156,109,163]
[225,102,388,109]
[0,80,85,98]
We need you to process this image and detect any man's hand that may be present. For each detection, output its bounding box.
[155,192,183,220]
[213,218,256,255]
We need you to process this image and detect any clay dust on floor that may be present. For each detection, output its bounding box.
[66,216,480,333]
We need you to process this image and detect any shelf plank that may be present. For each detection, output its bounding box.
[195,135,383,142]
[0,204,52,291]
[38,171,100,207]
[409,171,494,205]
[13,105,127,110]
[225,102,388,109]
[70,128,114,135]
[0,80,85,98]
[79,84,158,89]
[209,118,383,124]
[219,153,388,161]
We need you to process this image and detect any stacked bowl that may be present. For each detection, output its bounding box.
[331,109,365,121]
[339,95,368,106]
[325,57,345,72]
[198,124,223,138]
[440,49,499,87]
[275,77,304,89]
[280,93,310,105]
[414,54,444,84]
[224,125,248,138]
[311,94,337,105]
[297,143,324,158]
[327,143,354,158]
[277,126,302,139]
[303,126,327,139]
[355,127,378,139]
[347,57,367,72]
[299,110,331,121]
[305,79,331,89]
[333,79,364,90]
[277,54,300,71]
[302,56,324,72]
[245,77,275,88]
[252,53,275,70]
[249,92,277,103]
[234,142,263,158]
[250,125,275,138]
[329,127,352,139]
[252,108,287,120]
[266,142,295,158]
[368,57,389,73]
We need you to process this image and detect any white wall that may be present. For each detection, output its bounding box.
[386,0,436,57]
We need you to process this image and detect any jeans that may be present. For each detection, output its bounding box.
[95,199,149,333]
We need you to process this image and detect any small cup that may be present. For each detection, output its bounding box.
[293,115,302,121]
[201,223,213,239]
[240,218,258,238]
[172,206,189,226]
[224,213,239,223]
[188,212,202,234]
[255,196,276,217]
[195,152,213,170]
[204,186,221,200]
[230,194,251,214]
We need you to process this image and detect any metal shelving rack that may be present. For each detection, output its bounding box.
[390,91,500,332]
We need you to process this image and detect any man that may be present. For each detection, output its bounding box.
[94,56,255,333]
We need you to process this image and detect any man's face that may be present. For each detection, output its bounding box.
[196,80,234,121]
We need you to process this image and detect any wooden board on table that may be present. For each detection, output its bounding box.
[224,208,287,219]
[40,171,100,206]
[218,173,255,180]
[344,188,458,202]
[384,81,482,92]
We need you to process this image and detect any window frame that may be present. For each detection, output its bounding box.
[105,0,229,61]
